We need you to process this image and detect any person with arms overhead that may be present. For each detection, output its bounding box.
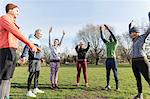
[100,24,119,91]
[75,41,90,87]
[49,27,65,89]
[129,13,150,99]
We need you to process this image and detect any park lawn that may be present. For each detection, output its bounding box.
[10,64,150,99]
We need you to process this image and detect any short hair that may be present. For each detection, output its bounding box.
[5,3,18,13]
[35,29,42,34]
[54,39,59,42]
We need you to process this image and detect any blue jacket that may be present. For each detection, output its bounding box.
[21,34,42,60]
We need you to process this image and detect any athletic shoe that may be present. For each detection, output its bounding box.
[76,83,79,87]
[105,85,111,91]
[26,90,36,98]
[85,83,89,87]
[33,88,44,94]
[55,84,59,89]
[5,96,10,99]
[51,84,56,89]
[115,88,119,91]
[133,93,143,99]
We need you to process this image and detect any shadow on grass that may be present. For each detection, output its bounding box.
[44,63,132,68]
[11,83,27,89]
[11,83,109,99]
[11,83,109,91]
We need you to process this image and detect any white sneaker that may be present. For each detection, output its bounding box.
[26,90,36,98]
[76,83,79,87]
[85,83,89,87]
[105,85,111,91]
[33,88,44,94]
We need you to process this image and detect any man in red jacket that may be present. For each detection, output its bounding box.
[0,3,40,99]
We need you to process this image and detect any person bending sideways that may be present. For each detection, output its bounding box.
[129,13,150,99]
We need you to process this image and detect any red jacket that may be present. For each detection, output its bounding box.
[0,14,35,49]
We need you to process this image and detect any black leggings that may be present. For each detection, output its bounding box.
[27,71,40,91]
[132,58,150,93]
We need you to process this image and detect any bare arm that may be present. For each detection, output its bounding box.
[104,24,117,42]
[59,30,65,46]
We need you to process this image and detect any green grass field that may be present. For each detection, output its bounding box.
[10,64,150,99]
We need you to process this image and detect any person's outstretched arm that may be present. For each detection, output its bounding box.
[129,20,133,32]
[85,42,90,52]
[75,45,79,53]
[49,27,52,48]
[142,12,150,39]
[104,24,117,42]
[100,25,108,43]
[0,15,37,52]
[59,30,65,46]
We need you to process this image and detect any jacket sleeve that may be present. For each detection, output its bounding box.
[0,16,35,49]
[21,45,29,58]
[100,31,108,43]
[75,45,79,53]
[85,42,90,52]
[141,27,150,40]
[104,25,117,43]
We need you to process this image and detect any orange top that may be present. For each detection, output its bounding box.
[0,14,35,49]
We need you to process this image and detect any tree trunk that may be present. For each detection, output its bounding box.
[95,57,99,65]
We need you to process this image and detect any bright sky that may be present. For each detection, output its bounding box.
[1,0,150,53]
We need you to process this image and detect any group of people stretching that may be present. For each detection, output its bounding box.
[0,3,150,99]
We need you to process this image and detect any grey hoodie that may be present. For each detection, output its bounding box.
[130,28,150,58]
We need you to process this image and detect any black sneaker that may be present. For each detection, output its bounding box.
[115,85,119,91]
[115,88,119,91]
[51,84,55,89]
[55,84,59,89]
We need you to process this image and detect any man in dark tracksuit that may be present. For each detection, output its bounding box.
[100,24,119,91]
[21,29,44,98]
[75,41,90,87]
[129,13,150,99]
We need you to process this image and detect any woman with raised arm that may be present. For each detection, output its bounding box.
[0,3,39,99]
[129,13,150,99]
[49,27,65,89]
[75,41,90,87]
[100,24,119,91]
